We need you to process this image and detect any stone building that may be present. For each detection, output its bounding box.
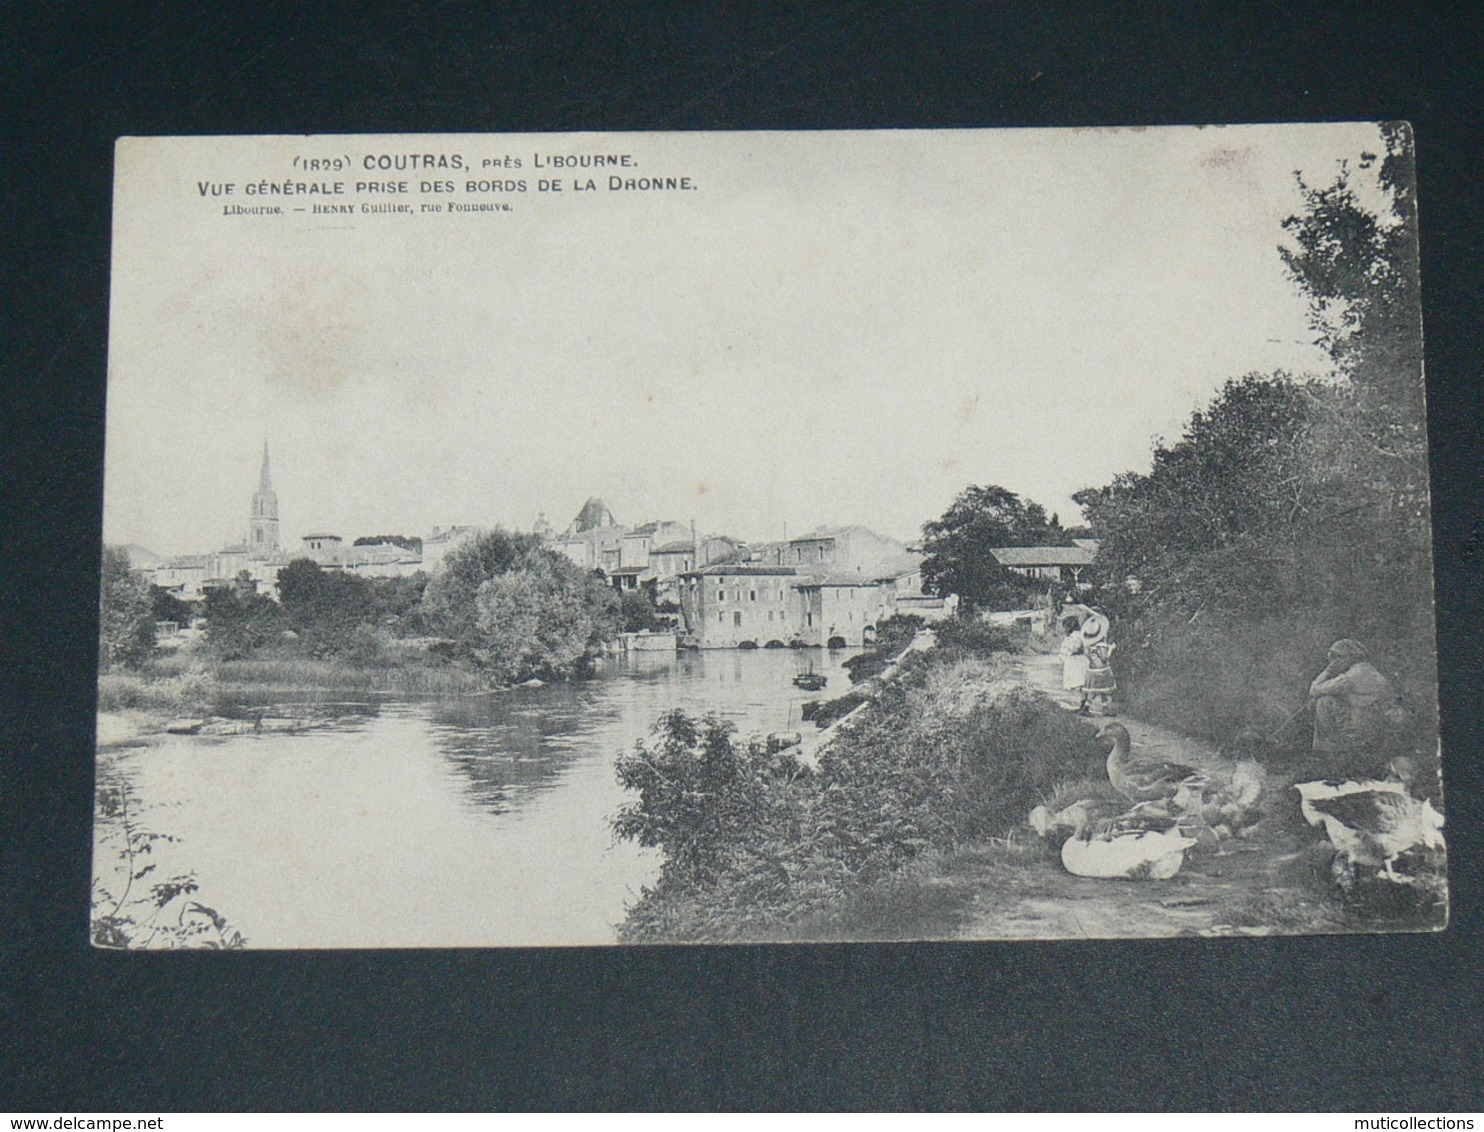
[677,564,801,648]
[420,526,477,573]
[783,525,904,574]
[674,528,950,649]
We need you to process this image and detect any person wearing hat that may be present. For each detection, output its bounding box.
[1307,638,1400,779]
[1079,611,1117,716]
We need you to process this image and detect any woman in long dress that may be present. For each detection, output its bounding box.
[1059,619,1088,694]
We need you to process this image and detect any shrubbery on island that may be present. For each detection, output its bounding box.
[98,529,633,702]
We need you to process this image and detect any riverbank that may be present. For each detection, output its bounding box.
[98,655,486,753]
[96,654,505,746]
[758,650,1439,942]
[613,618,1107,942]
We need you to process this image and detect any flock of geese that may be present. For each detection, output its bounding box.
[1028,721,1444,886]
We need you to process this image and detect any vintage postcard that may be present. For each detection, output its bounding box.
[94,126,1444,948]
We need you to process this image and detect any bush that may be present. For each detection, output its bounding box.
[933,616,1025,660]
[842,614,923,684]
[619,587,664,633]
[203,581,288,660]
[803,690,868,728]
[615,646,1100,941]
[614,711,813,888]
[92,777,245,949]
[96,666,218,716]
[816,657,1098,881]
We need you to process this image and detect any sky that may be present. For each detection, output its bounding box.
[102,124,1393,556]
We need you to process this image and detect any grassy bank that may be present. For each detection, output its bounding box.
[97,651,492,720]
[613,619,1102,942]
[211,656,487,695]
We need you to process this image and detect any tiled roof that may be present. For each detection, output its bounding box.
[990,546,1096,567]
[684,564,798,577]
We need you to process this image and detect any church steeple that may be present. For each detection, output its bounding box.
[249,441,280,558]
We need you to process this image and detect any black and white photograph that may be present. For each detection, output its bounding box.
[93,124,1444,949]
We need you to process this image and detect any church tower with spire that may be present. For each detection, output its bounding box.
[249,441,281,558]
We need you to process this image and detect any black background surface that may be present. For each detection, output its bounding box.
[3,2,1481,1111]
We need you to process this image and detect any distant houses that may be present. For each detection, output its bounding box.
[676,528,952,649]
[544,504,959,649]
[128,451,1073,650]
[139,446,479,600]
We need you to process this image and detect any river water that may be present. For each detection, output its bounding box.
[94,647,858,948]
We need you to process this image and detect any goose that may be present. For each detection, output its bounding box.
[1028,796,1130,842]
[1097,722,1210,807]
[1197,756,1268,839]
[1059,807,1199,880]
[1294,778,1445,881]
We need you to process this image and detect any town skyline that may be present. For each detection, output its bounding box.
[123,437,937,561]
[103,126,1390,557]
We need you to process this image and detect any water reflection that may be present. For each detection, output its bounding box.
[428,683,617,812]
[97,646,862,947]
[210,686,386,724]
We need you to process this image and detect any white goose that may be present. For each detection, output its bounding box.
[1058,806,1199,880]
[1294,778,1444,881]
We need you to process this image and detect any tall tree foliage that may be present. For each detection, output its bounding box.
[98,547,154,670]
[420,529,620,681]
[1280,123,1424,441]
[1074,374,1322,622]
[276,558,377,658]
[419,528,543,636]
[1077,126,1433,743]
[202,576,287,661]
[472,553,620,682]
[920,484,1068,611]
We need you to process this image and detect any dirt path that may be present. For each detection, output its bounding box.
[946,652,1346,940]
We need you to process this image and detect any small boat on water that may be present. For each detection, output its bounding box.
[793,664,827,691]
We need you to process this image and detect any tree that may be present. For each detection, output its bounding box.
[417,529,620,681]
[367,572,428,632]
[1280,123,1423,440]
[202,583,287,660]
[418,528,543,636]
[919,484,1068,611]
[275,557,376,658]
[149,585,194,630]
[467,551,620,681]
[99,547,154,670]
[1074,374,1321,620]
[1073,130,1434,742]
[619,585,663,633]
[1278,124,1431,640]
